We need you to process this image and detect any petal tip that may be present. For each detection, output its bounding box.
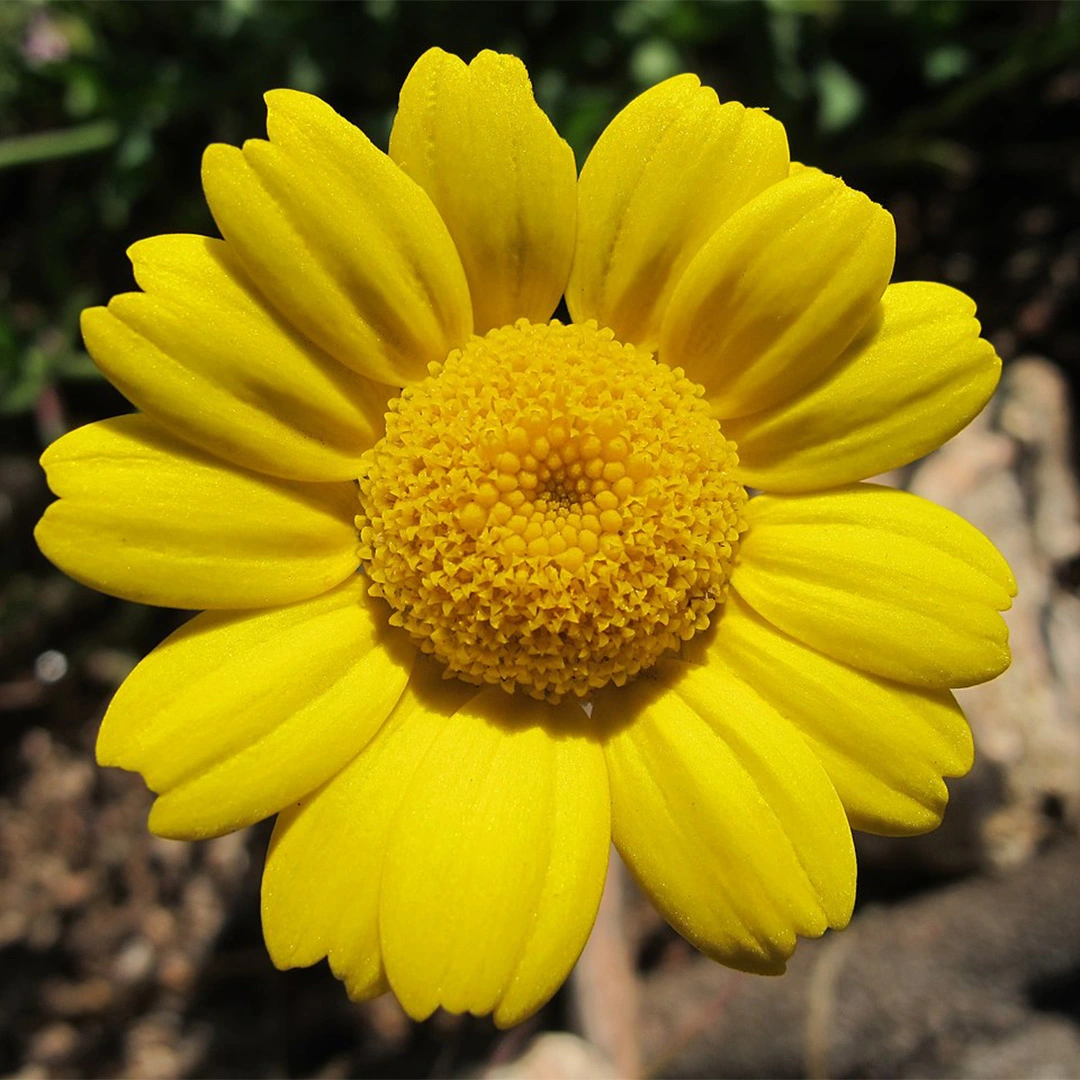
[341,968,390,1004]
[705,942,789,977]
[472,47,525,71]
[263,87,325,121]
[79,305,109,338]
[93,718,129,771]
[200,141,242,188]
[260,908,320,972]
[147,795,231,842]
[32,508,60,553]
[415,44,456,66]
[1004,568,1019,600]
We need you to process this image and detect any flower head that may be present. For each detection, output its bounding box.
[35,48,1013,1027]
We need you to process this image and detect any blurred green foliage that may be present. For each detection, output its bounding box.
[1,0,1077,423]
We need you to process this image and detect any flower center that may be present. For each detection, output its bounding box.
[356,319,747,702]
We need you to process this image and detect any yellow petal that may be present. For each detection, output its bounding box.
[390,49,577,334]
[601,661,855,974]
[714,592,974,835]
[202,90,471,386]
[727,281,1001,492]
[82,235,390,482]
[661,169,896,418]
[734,484,1014,688]
[261,660,473,1002]
[96,577,412,839]
[567,75,788,350]
[379,690,609,1026]
[35,414,358,609]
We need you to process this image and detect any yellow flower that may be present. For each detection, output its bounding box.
[35,48,1013,1027]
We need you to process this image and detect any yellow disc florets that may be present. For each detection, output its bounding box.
[356,319,747,702]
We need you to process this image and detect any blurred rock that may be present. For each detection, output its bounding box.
[958,1016,1080,1080]
[639,838,1080,1078]
[482,1033,618,1080]
[571,853,642,1078]
[907,357,1080,870]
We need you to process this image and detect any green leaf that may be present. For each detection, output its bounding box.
[815,59,865,134]
[0,120,119,170]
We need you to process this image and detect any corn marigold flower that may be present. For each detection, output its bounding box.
[35,48,1014,1027]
